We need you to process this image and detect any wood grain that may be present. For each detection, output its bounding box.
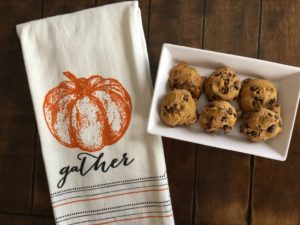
[32,141,52,216]
[0,0,41,214]
[195,0,260,224]
[2,0,300,224]
[148,0,205,224]
[0,213,54,225]
[252,1,300,224]
[0,214,33,225]
[163,139,197,225]
[43,0,95,17]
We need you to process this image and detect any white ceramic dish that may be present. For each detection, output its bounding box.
[147,43,300,161]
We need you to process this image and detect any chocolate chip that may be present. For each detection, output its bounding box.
[205,124,212,129]
[227,108,233,115]
[215,73,221,77]
[274,102,280,107]
[224,78,229,85]
[164,106,168,110]
[243,78,251,84]
[183,95,189,101]
[221,116,227,122]
[267,125,275,132]
[253,96,262,107]
[250,130,258,137]
[268,113,272,117]
[233,113,237,118]
[268,98,276,106]
[254,96,262,101]
[233,80,240,90]
[208,102,215,107]
[221,86,229,94]
[250,86,259,91]
[211,95,218,100]
[163,112,167,116]
[274,114,279,120]
[223,125,232,134]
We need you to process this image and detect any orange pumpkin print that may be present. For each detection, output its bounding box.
[43,71,132,152]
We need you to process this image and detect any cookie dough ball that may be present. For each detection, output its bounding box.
[205,67,241,101]
[239,78,279,112]
[160,89,197,127]
[240,108,282,142]
[169,63,205,99]
[199,100,237,134]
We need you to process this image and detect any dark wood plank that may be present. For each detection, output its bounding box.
[0,0,41,214]
[33,216,55,225]
[98,1,150,34]
[0,213,54,225]
[137,0,150,37]
[163,139,197,225]
[148,0,205,224]
[43,0,95,17]
[252,1,300,224]
[0,1,41,52]
[0,214,33,225]
[149,0,205,79]
[195,0,260,224]
[32,140,53,216]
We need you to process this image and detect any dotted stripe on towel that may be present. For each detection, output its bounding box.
[52,183,168,204]
[52,186,169,208]
[51,176,167,199]
[56,203,172,223]
[50,172,166,197]
[55,200,171,220]
[68,210,173,225]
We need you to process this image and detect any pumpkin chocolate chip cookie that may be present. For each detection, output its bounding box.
[204,67,241,101]
[238,78,279,113]
[169,63,205,99]
[240,107,282,141]
[159,89,197,127]
[199,100,237,134]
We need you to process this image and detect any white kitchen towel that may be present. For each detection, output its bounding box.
[16,1,174,225]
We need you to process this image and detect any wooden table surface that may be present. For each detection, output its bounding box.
[1,0,300,224]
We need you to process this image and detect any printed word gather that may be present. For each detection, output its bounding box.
[57,152,134,188]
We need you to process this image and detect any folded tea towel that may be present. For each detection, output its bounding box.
[16,1,174,224]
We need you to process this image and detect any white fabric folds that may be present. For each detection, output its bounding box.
[17,1,174,225]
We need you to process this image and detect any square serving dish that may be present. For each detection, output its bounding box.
[147,43,300,161]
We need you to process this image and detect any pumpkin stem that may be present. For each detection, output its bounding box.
[63,71,78,83]
[63,71,88,95]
